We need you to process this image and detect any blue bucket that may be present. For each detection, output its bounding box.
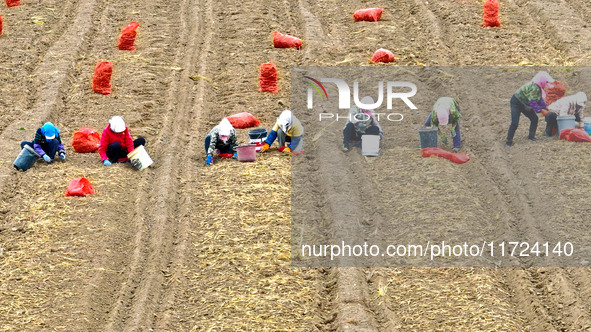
[13,145,40,171]
[557,115,576,137]
[584,117,591,135]
[418,126,438,149]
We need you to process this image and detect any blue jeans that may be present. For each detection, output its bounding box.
[506,94,538,144]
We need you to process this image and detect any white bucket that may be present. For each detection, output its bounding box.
[127,145,153,171]
[361,135,380,156]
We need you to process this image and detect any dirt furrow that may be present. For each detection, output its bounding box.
[512,0,591,64]
[100,0,211,330]
[0,0,99,197]
[0,0,78,133]
[455,71,591,331]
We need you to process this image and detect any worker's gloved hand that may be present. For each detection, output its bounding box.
[59,152,66,161]
[450,129,456,138]
[206,155,213,166]
[43,155,52,163]
[232,152,237,159]
[441,136,448,145]
[452,147,460,153]
[282,147,291,153]
[103,160,112,166]
[278,146,289,152]
[260,143,269,152]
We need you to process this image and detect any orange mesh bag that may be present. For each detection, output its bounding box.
[65,178,95,197]
[273,31,302,49]
[226,112,260,129]
[353,8,383,22]
[5,0,20,7]
[371,49,395,63]
[92,61,113,95]
[559,128,591,142]
[259,62,278,93]
[545,81,566,106]
[422,147,470,164]
[483,0,501,27]
[118,21,139,50]
[72,127,101,153]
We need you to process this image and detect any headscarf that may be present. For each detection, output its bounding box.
[277,110,292,133]
[217,118,234,136]
[531,71,555,99]
[40,122,59,140]
[433,97,455,126]
[575,91,587,107]
[109,116,126,133]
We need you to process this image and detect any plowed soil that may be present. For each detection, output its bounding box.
[1,0,591,331]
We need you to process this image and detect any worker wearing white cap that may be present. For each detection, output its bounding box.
[205,118,238,165]
[545,92,587,136]
[424,97,462,152]
[20,122,66,163]
[342,96,382,152]
[98,116,146,166]
[261,110,304,154]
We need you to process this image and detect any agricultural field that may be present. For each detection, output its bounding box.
[1,0,591,331]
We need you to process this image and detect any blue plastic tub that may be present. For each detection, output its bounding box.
[13,145,40,171]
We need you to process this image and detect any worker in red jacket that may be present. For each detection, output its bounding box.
[98,116,145,166]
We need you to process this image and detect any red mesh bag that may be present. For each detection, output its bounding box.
[72,127,101,153]
[422,147,470,164]
[483,0,501,27]
[371,48,395,63]
[118,21,139,51]
[5,0,19,7]
[0,15,3,35]
[559,128,591,142]
[353,8,383,22]
[545,81,566,106]
[226,112,260,129]
[273,31,302,49]
[259,62,278,93]
[65,178,95,197]
[92,61,112,95]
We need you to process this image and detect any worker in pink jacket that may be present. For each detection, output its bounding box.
[98,116,145,166]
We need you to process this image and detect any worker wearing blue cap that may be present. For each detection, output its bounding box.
[20,122,66,163]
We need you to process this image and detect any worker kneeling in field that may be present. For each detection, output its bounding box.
[545,92,587,137]
[424,97,462,152]
[506,71,554,147]
[342,96,382,152]
[261,110,304,154]
[99,116,145,166]
[20,122,66,163]
[205,118,238,165]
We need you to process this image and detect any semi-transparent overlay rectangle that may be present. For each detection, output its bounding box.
[290,66,591,267]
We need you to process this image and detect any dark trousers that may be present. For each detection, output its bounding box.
[545,112,581,136]
[204,135,233,155]
[20,140,59,158]
[343,123,381,146]
[107,137,145,162]
[506,94,538,144]
[545,112,558,136]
